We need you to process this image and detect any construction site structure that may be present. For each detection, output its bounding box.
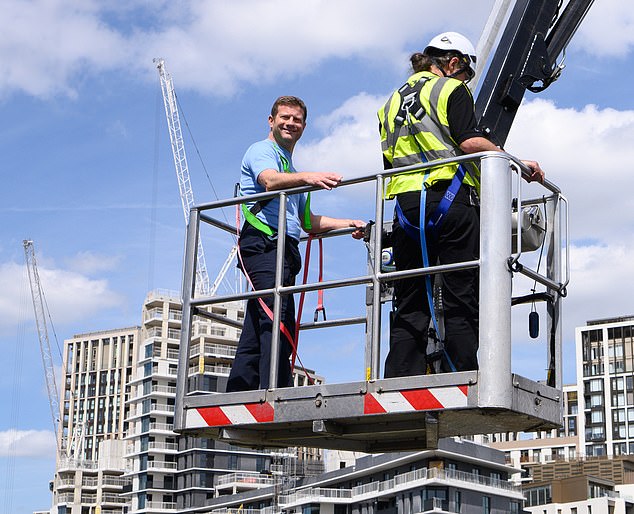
[23,240,64,457]
[154,58,212,297]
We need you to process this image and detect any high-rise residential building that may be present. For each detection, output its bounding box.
[576,315,634,458]
[51,326,140,514]
[123,290,325,513]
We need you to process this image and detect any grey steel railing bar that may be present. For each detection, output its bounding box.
[188,258,481,310]
[269,192,288,388]
[514,264,564,292]
[191,152,561,215]
[199,213,237,236]
[370,175,385,379]
[175,150,566,414]
[193,307,244,330]
[299,316,368,331]
[560,194,570,292]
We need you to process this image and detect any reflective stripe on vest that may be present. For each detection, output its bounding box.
[378,71,480,199]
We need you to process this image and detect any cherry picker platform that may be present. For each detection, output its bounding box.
[173,152,569,452]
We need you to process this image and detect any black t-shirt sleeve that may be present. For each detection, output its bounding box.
[446,84,481,145]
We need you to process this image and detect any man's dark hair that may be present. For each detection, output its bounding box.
[271,96,307,121]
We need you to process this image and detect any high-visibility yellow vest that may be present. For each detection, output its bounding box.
[378,71,480,199]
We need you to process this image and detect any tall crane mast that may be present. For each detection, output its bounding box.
[23,239,62,456]
[154,58,211,296]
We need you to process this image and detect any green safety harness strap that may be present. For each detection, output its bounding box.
[241,145,312,236]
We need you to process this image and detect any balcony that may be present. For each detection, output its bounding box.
[190,343,237,359]
[146,501,177,510]
[278,466,522,508]
[188,364,231,376]
[102,493,128,504]
[149,441,178,451]
[102,475,129,487]
[56,477,75,488]
[149,422,175,432]
[147,460,178,471]
[57,492,75,503]
[145,308,163,322]
[215,472,276,493]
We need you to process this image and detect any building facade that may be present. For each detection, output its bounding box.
[202,438,526,514]
[123,290,324,513]
[576,316,634,458]
[52,326,140,514]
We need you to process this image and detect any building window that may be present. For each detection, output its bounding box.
[454,491,461,512]
[482,496,491,514]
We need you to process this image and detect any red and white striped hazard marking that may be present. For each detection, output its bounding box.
[364,385,469,414]
[186,402,275,428]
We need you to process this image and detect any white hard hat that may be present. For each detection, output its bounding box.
[424,32,477,74]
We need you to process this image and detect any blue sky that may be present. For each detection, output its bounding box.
[1,1,634,512]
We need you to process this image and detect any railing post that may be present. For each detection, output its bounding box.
[269,192,288,389]
[369,175,385,380]
[478,153,513,408]
[175,207,200,430]
[547,194,563,391]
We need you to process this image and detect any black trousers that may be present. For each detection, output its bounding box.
[385,185,480,378]
[226,224,301,392]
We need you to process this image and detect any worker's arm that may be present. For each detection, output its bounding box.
[460,136,544,184]
[306,213,366,240]
[258,169,343,191]
[448,85,545,184]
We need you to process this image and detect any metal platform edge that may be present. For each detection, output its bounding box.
[177,372,562,452]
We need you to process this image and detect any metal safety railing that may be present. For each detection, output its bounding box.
[175,151,568,428]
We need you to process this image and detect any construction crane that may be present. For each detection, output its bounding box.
[154,58,212,296]
[23,239,63,457]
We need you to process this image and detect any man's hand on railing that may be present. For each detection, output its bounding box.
[307,215,366,239]
[349,219,367,240]
[300,172,343,191]
[521,160,545,184]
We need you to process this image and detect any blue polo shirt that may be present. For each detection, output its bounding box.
[239,138,308,241]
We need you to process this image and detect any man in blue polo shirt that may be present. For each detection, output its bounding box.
[227,95,365,392]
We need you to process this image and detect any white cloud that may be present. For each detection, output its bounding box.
[0,0,491,98]
[575,0,634,57]
[0,429,56,458]
[0,0,128,98]
[65,251,122,275]
[0,259,124,334]
[507,98,634,246]
[296,92,385,178]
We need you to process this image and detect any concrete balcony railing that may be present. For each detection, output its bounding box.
[188,364,231,376]
[279,466,521,507]
[216,472,276,488]
[146,501,177,510]
[146,460,178,471]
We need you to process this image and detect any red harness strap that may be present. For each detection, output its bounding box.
[234,205,298,360]
[235,205,324,385]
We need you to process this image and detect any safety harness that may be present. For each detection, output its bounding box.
[241,146,312,237]
[389,76,471,373]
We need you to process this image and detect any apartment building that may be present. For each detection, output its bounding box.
[202,437,526,514]
[576,315,634,458]
[123,290,324,513]
[51,326,140,514]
